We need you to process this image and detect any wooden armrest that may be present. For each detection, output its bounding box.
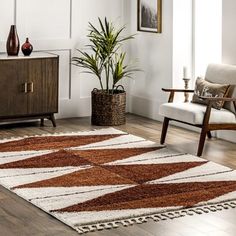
[199,96,236,102]
[162,88,194,103]
[162,88,195,93]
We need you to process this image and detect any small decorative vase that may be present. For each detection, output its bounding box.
[6,25,20,56]
[21,38,33,56]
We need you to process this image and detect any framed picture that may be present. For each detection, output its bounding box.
[138,0,162,33]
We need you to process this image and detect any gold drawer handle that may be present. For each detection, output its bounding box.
[22,82,34,93]
[28,82,34,93]
[22,83,27,93]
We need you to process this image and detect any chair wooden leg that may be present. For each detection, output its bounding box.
[197,101,213,157]
[160,118,170,145]
[207,131,212,139]
[197,128,208,157]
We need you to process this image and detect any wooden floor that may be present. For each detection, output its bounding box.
[0,114,236,236]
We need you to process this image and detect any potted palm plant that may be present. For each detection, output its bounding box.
[72,18,137,126]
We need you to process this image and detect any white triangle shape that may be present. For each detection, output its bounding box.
[149,162,233,184]
[71,134,158,150]
[0,150,53,165]
[0,166,90,188]
[14,185,134,212]
[107,151,203,165]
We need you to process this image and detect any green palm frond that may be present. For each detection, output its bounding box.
[72,17,138,93]
[112,53,139,86]
[72,50,102,77]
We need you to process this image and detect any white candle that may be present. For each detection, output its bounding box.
[183,66,188,78]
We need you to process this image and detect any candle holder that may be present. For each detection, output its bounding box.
[183,78,191,102]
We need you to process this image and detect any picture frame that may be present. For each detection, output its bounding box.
[137,0,162,33]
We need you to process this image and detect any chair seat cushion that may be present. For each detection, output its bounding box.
[159,102,236,125]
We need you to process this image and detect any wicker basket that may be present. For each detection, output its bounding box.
[91,88,126,126]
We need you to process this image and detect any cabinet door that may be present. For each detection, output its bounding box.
[27,58,58,115]
[0,60,28,117]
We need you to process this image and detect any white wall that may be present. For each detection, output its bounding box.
[194,0,222,77]
[220,0,236,143]
[125,0,174,120]
[222,0,236,64]
[172,0,193,90]
[0,0,125,118]
[124,0,193,120]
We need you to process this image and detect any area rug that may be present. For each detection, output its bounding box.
[0,128,236,234]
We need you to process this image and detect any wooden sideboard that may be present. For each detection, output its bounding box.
[0,52,59,127]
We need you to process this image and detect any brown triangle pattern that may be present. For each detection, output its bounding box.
[13,162,206,188]
[14,166,135,189]
[0,134,123,152]
[0,147,163,169]
[54,181,236,212]
[70,147,163,165]
[103,162,207,184]
[0,150,91,169]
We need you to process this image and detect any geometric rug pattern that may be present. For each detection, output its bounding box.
[0,128,236,234]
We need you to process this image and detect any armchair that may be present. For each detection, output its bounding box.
[159,64,236,157]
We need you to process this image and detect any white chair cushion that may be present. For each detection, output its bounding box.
[159,102,236,125]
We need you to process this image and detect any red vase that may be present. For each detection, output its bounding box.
[21,38,33,56]
[6,25,20,56]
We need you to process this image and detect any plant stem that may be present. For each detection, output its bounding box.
[98,76,104,91]
[105,64,109,94]
[110,62,115,94]
[112,84,115,94]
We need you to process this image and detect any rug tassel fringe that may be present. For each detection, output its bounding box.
[75,201,236,234]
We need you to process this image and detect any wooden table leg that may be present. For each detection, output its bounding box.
[50,114,56,127]
[40,118,44,126]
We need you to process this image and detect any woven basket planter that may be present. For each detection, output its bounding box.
[91,88,126,126]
